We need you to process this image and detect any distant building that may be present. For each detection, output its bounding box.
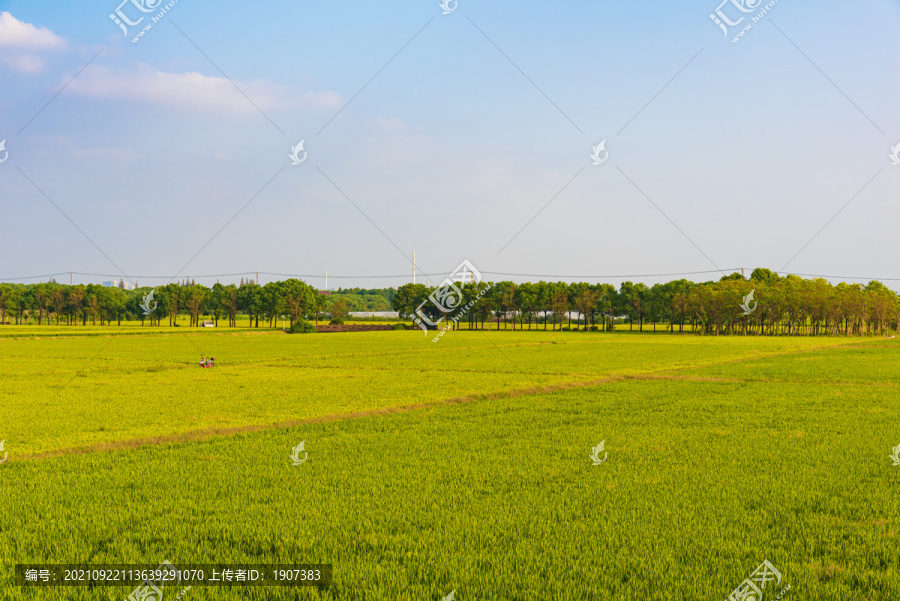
[102,279,134,290]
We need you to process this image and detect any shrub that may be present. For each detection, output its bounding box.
[391,323,408,330]
[329,317,344,325]
[289,319,317,334]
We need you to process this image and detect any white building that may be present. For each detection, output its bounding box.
[102,279,135,290]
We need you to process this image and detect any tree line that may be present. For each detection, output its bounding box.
[390,268,900,336]
[2,269,898,336]
[0,279,386,328]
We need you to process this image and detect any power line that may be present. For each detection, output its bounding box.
[481,269,738,279]
[777,272,900,282]
[0,272,71,282]
[0,269,738,281]
[1,269,898,283]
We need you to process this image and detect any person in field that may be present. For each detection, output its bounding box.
[200,357,207,367]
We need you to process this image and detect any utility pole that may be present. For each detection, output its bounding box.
[740,267,744,277]
[412,249,416,284]
[325,269,328,291]
[256,272,259,285]
[70,272,73,285]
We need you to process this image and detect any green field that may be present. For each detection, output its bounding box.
[1,327,898,600]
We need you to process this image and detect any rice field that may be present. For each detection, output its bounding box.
[1,327,898,600]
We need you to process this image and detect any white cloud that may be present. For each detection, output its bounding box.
[0,12,65,49]
[65,64,343,113]
[0,12,66,73]
[1,54,46,74]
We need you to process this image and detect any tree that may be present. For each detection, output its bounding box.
[750,268,780,285]
[330,298,350,324]
[865,281,894,336]
[515,282,540,330]
[184,286,207,327]
[646,283,670,332]
[391,284,430,318]
[222,284,239,327]
[104,287,127,326]
[282,279,316,327]
[5,286,26,325]
[0,284,14,324]
[498,282,517,330]
[162,283,181,327]
[260,282,283,328]
[619,282,649,331]
[485,283,505,331]
[85,287,100,326]
[68,286,86,326]
[573,283,598,331]
[668,279,693,333]
[32,283,50,325]
[470,281,493,330]
[238,282,262,327]
[209,283,225,327]
[314,292,329,325]
[49,285,66,325]
[720,272,746,282]
[549,286,569,331]
[595,283,617,331]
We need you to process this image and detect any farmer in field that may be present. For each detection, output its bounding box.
[199,356,207,367]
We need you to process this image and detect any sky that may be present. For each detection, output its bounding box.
[0,0,898,291]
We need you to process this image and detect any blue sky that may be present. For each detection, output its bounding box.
[0,0,898,290]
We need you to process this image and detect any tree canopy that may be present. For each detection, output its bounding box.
[2,271,898,337]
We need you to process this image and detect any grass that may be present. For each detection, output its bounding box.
[0,328,898,599]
